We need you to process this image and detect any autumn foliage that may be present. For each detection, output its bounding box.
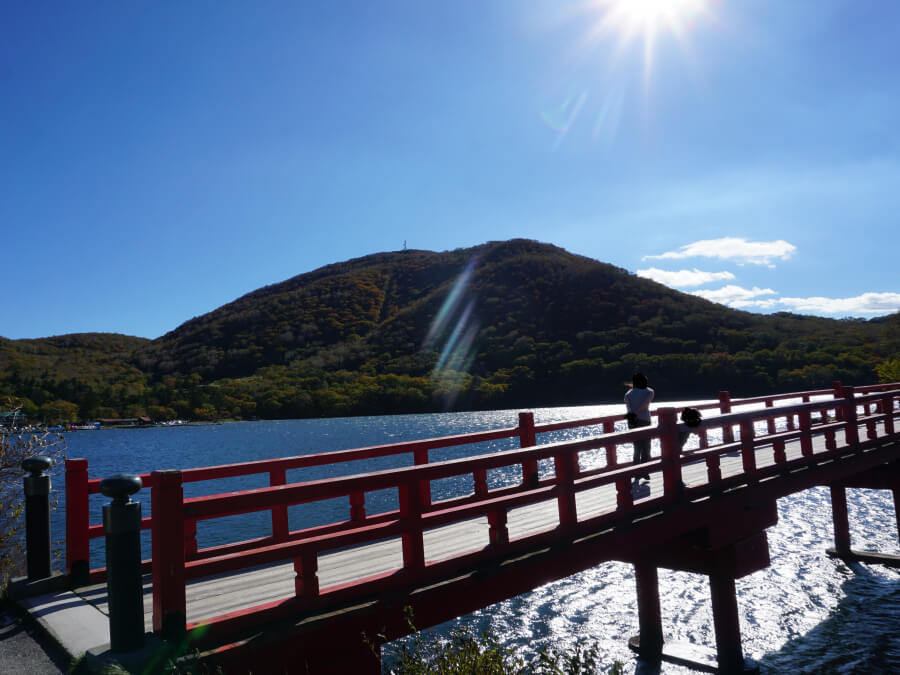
[1,240,897,422]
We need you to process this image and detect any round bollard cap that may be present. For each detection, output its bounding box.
[100,474,143,501]
[22,456,52,475]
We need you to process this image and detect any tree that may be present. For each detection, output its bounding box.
[1,406,66,587]
[39,400,80,425]
[876,359,900,384]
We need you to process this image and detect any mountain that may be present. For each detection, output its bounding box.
[2,240,897,422]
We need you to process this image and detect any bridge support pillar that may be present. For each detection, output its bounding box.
[825,465,900,567]
[709,571,745,673]
[633,561,663,658]
[830,486,851,555]
[628,505,771,673]
[894,487,900,547]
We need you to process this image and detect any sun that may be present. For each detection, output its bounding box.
[540,0,715,147]
[605,0,706,32]
[587,0,711,76]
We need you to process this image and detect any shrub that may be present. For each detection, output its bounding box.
[377,608,621,674]
[0,408,66,588]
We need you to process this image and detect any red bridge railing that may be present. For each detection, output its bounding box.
[64,381,900,642]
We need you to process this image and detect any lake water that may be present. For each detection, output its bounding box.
[50,402,900,673]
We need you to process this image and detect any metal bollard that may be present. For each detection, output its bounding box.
[22,456,53,580]
[100,474,145,652]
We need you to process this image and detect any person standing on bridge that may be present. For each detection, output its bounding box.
[625,372,655,480]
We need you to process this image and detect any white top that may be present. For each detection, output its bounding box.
[624,387,655,423]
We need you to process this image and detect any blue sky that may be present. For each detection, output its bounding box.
[2,1,898,340]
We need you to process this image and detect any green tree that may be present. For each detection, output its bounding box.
[876,359,900,384]
[40,400,80,425]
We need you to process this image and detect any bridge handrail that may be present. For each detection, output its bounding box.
[66,400,687,573]
[63,382,897,581]
[70,381,856,501]
[144,385,899,639]
[179,392,895,523]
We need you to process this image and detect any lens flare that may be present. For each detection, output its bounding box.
[424,257,481,410]
[424,257,477,350]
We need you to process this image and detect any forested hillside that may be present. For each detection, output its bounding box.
[2,240,897,423]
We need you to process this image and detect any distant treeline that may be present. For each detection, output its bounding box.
[2,240,898,423]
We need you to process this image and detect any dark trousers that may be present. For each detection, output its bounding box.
[629,418,651,464]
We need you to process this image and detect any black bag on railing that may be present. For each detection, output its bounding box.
[681,407,703,428]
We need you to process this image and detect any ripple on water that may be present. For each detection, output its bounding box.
[387,484,900,673]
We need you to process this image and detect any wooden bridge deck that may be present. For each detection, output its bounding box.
[66,427,845,633]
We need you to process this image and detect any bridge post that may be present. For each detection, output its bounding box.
[698,426,709,448]
[22,456,53,581]
[151,470,187,640]
[473,468,488,497]
[350,491,367,521]
[882,394,895,436]
[705,454,722,484]
[65,458,90,586]
[414,448,432,508]
[554,450,577,529]
[603,419,618,468]
[771,401,786,464]
[833,381,844,421]
[294,551,319,598]
[830,486,851,555]
[719,392,734,443]
[709,571,746,673]
[841,386,859,447]
[739,420,757,480]
[616,477,633,511]
[269,467,290,541]
[399,481,425,572]
[519,412,539,487]
[765,399,776,435]
[488,510,509,547]
[632,561,663,658]
[798,409,813,457]
[658,408,682,498]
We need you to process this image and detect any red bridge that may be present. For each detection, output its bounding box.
[12,381,900,673]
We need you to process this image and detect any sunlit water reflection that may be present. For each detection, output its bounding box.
[55,401,900,673]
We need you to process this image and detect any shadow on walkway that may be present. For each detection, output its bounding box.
[0,603,69,675]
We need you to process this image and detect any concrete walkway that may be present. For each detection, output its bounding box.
[0,604,68,674]
[6,576,190,675]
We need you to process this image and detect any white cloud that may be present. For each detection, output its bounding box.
[731,298,782,310]
[691,285,778,306]
[637,267,735,288]
[778,292,900,316]
[643,237,796,267]
[690,285,900,317]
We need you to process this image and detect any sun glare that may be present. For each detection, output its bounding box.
[541,0,715,147]
[587,0,711,76]
[607,0,705,31]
